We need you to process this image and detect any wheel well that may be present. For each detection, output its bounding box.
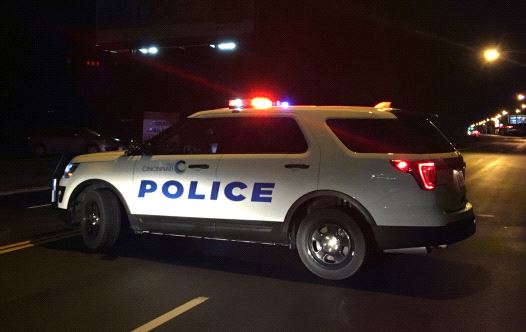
[68,180,130,229]
[286,194,377,249]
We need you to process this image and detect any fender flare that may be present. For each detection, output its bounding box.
[281,190,378,237]
[66,179,132,220]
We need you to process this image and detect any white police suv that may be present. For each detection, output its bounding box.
[52,98,475,280]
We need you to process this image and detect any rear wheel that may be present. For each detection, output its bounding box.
[296,208,368,280]
[80,189,121,249]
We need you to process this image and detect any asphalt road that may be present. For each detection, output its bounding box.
[1,135,525,331]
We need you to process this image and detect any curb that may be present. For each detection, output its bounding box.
[0,186,51,197]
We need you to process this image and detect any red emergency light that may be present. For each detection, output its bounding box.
[228,97,290,110]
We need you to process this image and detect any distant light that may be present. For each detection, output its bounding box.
[516,109,521,113]
[483,48,500,62]
[518,94,525,101]
[280,101,290,108]
[209,44,216,49]
[217,42,237,51]
[502,110,508,115]
[138,46,159,55]
[522,104,526,109]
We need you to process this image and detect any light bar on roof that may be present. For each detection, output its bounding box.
[228,97,291,110]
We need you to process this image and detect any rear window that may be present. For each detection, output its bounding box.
[326,113,455,153]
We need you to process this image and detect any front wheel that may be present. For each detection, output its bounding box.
[296,208,368,280]
[80,189,121,249]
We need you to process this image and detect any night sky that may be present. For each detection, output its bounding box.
[3,1,526,150]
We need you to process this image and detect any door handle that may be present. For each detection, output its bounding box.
[284,164,310,169]
[189,164,210,169]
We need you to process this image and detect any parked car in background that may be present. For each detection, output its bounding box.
[496,125,522,136]
[28,127,124,156]
[467,129,480,137]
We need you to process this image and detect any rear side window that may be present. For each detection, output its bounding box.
[218,117,308,154]
[326,113,455,153]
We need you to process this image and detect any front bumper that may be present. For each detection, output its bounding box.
[372,209,476,249]
[51,179,66,208]
[51,180,72,224]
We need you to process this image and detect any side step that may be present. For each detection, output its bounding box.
[383,245,447,255]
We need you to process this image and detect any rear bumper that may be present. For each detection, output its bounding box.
[372,206,476,249]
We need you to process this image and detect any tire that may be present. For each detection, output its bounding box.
[296,208,368,280]
[79,189,121,249]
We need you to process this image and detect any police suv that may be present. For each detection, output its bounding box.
[53,98,475,280]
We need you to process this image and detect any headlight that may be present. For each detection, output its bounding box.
[63,163,79,178]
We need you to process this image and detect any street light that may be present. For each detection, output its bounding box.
[137,46,159,55]
[483,48,500,62]
[210,41,237,51]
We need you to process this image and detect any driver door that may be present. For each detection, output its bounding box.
[129,118,222,234]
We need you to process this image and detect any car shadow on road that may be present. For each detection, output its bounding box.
[44,231,491,300]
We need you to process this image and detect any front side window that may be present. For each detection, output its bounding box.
[153,118,221,155]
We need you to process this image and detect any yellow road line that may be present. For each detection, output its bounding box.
[131,297,209,332]
[0,230,80,250]
[0,230,80,254]
[0,240,32,250]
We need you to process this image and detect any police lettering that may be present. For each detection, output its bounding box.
[138,180,274,202]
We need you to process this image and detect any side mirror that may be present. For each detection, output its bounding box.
[125,141,154,156]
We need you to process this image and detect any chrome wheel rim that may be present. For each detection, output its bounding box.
[309,224,353,266]
[85,201,101,238]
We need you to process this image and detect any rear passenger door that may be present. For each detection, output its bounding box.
[214,115,319,232]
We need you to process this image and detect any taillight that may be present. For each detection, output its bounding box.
[417,162,436,190]
[392,160,409,172]
[390,160,436,191]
